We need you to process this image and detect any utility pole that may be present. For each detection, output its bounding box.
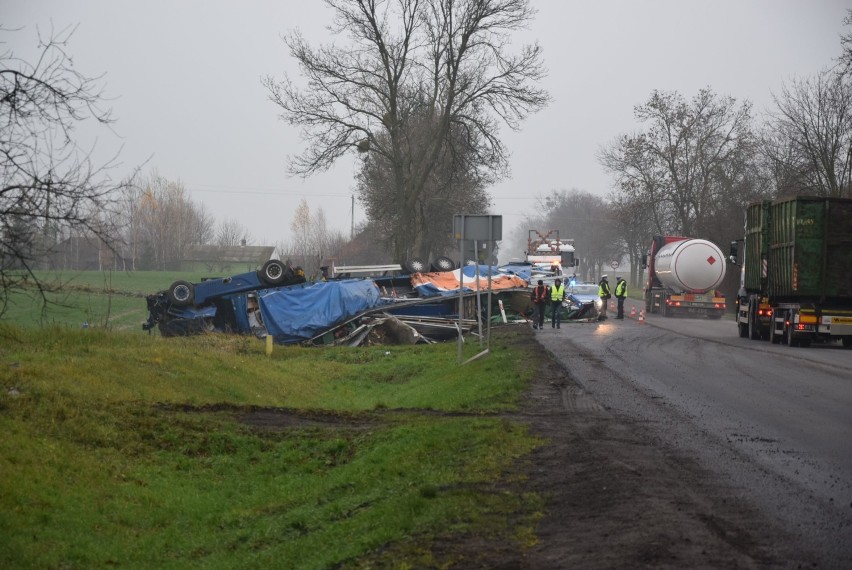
[350,194,355,239]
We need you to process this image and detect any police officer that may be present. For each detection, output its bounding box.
[614,277,627,319]
[550,278,565,329]
[598,275,611,321]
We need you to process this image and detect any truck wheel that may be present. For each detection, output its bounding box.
[257,260,290,285]
[167,280,195,306]
[748,304,761,340]
[404,258,427,274]
[431,256,455,272]
[738,321,748,338]
[842,337,852,348]
[768,311,781,344]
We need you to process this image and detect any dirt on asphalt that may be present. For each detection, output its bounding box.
[237,326,821,569]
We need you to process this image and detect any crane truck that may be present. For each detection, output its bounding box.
[730,196,852,348]
[525,229,577,275]
[643,236,727,318]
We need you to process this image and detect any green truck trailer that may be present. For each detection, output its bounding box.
[730,196,852,348]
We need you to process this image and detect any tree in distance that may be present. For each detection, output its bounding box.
[264,0,550,263]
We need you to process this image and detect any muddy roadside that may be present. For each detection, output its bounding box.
[506,326,818,569]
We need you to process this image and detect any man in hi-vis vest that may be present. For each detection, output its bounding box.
[530,279,549,330]
[550,278,565,329]
[598,275,611,321]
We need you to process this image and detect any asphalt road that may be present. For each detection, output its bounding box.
[534,300,852,567]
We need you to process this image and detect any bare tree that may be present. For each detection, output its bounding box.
[839,9,852,76]
[766,69,852,198]
[608,191,655,288]
[598,89,755,237]
[356,113,492,261]
[538,189,621,283]
[134,173,213,270]
[264,0,549,262]
[1,25,131,314]
[215,218,253,247]
[289,198,312,270]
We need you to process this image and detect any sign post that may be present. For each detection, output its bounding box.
[453,215,502,365]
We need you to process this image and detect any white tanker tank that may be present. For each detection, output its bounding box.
[654,238,726,292]
[645,236,727,317]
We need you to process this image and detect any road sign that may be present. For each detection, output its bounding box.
[610,261,620,269]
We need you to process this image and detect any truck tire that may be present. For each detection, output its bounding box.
[167,280,195,306]
[257,260,290,285]
[768,310,781,344]
[738,320,748,338]
[748,302,762,340]
[404,258,427,274]
[431,256,455,272]
[843,337,852,348]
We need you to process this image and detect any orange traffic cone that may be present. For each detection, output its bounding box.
[630,306,636,318]
[638,310,645,324]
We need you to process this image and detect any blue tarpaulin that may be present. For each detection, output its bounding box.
[258,279,385,340]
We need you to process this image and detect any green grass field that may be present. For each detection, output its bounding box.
[0,323,543,569]
[2,270,207,331]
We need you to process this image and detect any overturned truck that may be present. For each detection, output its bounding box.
[143,261,530,345]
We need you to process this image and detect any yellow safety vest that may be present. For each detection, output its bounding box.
[551,284,565,301]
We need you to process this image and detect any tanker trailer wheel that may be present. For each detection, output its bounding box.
[258,260,289,285]
[167,280,195,306]
[431,256,455,272]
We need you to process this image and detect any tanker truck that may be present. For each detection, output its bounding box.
[730,196,852,348]
[643,236,727,318]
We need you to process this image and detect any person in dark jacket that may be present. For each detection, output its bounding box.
[530,279,549,330]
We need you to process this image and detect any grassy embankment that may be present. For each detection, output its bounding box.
[2,270,207,331]
[1,271,544,569]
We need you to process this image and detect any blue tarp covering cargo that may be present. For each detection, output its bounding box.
[258,279,385,341]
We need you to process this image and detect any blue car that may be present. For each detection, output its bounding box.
[566,283,602,311]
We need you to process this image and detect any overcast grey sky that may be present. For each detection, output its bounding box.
[5,1,850,253]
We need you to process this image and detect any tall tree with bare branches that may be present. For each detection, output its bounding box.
[765,69,852,198]
[1,25,131,314]
[264,0,549,262]
[598,88,755,238]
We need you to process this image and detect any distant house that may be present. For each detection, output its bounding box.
[182,244,276,274]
